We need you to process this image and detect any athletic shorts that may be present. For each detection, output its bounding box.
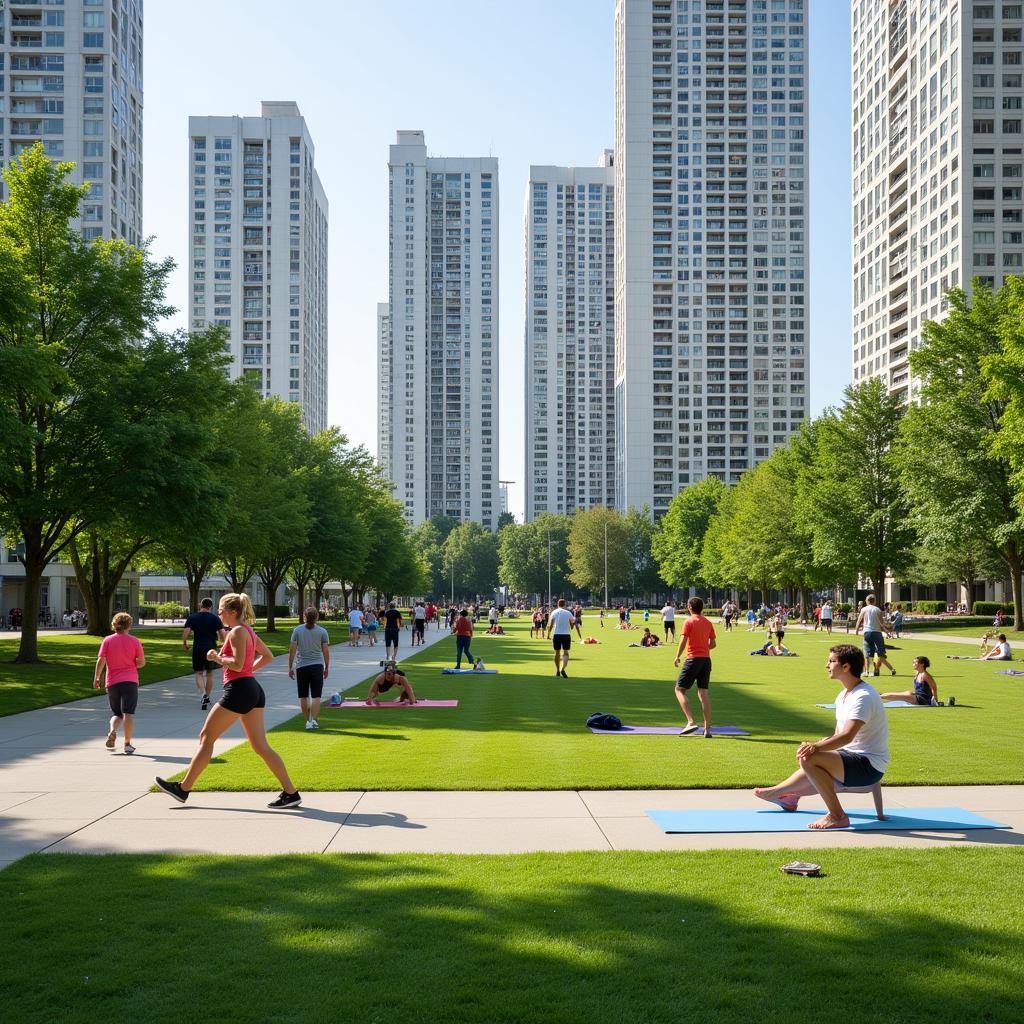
[839,750,884,787]
[107,681,138,717]
[414,620,425,637]
[296,664,324,700]
[219,676,266,715]
[863,630,886,658]
[664,620,675,634]
[676,657,712,691]
[820,617,832,626]
[191,646,217,673]
[776,629,785,644]
[914,691,932,706]
[552,634,571,652]
[366,624,378,632]
[384,628,400,647]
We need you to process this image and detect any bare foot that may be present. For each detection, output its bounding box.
[754,788,799,811]
[807,814,850,830]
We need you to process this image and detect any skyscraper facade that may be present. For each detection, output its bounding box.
[188,102,329,434]
[524,153,616,521]
[852,0,1023,401]
[0,0,144,244]
[376,301,393,478]
[387,130,499,530]
[614,0,809,518]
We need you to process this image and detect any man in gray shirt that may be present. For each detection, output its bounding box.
[855,594,896,677]
[288,607,331,730]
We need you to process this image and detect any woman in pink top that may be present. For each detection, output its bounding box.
[94,612,145,755]
[155,592,301,809]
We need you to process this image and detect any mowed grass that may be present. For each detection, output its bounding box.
[2,849,1021,1024]
[190,616,1024,791]
[0,620,348,717]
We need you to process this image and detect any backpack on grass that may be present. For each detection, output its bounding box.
[586,712,622,731]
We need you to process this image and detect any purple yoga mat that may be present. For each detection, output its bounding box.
[589,724,749,736]
[326,699,459,709]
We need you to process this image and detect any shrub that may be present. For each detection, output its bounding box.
[136,605,156,620]
[155,600,187,620]
[913,600,947,614]
[973,601,1015,617]
[836,604,852,614]
[253,604,291,618]
[901,615,1004,631]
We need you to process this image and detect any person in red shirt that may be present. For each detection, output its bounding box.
[673,597,717,737]
[452,608,477,669]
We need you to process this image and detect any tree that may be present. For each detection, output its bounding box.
[651,477,729,591]
[911,539,1005,605]
[807,379,915,595]
[899,280,1024,629]
[408,520,445,596]
[497,514,570,599]
[625,506,663,597]
[442,521,500,598]
[0,146,175,661]
[567,507,631,596]
[496,511,516,531]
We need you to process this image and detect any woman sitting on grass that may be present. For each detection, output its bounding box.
[882,655,938,706]
[640,628,661,647]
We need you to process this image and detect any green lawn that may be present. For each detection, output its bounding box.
[0,619,348,717]
[900,622,1024,642]
[2,849,1020,1024]
[189,617,1024,792]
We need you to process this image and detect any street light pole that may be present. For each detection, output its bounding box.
[547,531,552,609]
[450,551,455,607]
[604,520,608,612]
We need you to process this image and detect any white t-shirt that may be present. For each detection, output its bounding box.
[414,605,426,622]
[820,604,833,620]
[488,607,498,622]
[860,604,885,632]
[661,605,675,622]
[835,681,889,773]
[348,610,364,630]
[993,641,1012,660]
[548,607,575,635]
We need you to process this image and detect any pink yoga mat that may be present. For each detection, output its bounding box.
[589,724,749,736]
[326,699,459,708]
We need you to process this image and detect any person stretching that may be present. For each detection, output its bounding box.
[546,598,576,678]
[754,644,889,829]
[981,633,1013,661]
[155,593,301,809]
[882,655,938,706]
[673,597,716,737]
[365,661,417,704]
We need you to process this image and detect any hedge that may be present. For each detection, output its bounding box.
[973,601,1015,617]
[254,604,291,618]
[912,600,947,614]
[136,605,156,619]
[900,615,1004,631]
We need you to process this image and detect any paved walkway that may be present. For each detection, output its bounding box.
[1,623,1021,867]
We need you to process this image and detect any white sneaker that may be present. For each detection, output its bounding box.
[305,719,314,730]
[310,719,319,730]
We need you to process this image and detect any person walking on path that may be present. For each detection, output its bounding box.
[546,598,577,678]
[362,606,378,646]
[348,605,364,647]
[660,600,676,642]
[94,612,145,755]
[855,594,896,677]
[754,644,889,829]
[412,601,427,647]
[452,608,477,669]
[672,597,716,738]
[288,606,331,730]
[820,599,834,635]
[182,598,226,711]
[383,601,404,660]
[155,593,301,809]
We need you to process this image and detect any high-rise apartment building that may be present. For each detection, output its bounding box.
[524,152,616,521]
[377,301,393,477]
[188,102,329,434]
[0,0,144,243]
[387,130,499,529]
[614,0,809,518]
[852,0,1024,401]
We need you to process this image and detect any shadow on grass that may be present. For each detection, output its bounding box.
[0,849,1020,1024]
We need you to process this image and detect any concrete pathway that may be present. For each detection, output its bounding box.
[1,623,1021,866]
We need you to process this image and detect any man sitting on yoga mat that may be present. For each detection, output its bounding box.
[753,644,889,829]
[365,661,417,705]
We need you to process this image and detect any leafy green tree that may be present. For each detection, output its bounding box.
[900,281,1024,628]
[497,513,570,599]
[651,477,729,591]
[496,511,516,531]
[807,379,915,595]
[442,521,500,599]
[567,507,631,596]
[408,520,445,596]
[0,146,178,661]
[625,505,663,596]
[911,539,1005,605]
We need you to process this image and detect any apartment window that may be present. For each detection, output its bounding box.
[83,33,104,47]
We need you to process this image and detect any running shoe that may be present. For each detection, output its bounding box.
[105,729,117,750]
[704,729,714,739]
[267,791,302,809]
[560,669,568,678]
[123,743,136,755]
[154,777,188,803]
[201,695,210,711]
[305,719,314,730]
[310,719,319,730]
[680,724,700,735]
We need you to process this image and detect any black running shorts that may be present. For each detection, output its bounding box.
[552,634,571,652]
[191,646,217,673]
[107,681,139,717]
[676,657,712,691]
[219,676,266,714]
[295,664,324,700]
[384,628,400,648]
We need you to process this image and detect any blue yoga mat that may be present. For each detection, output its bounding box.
[645,807,1010,834]
[442,668,499,675]
[816,701,935,709]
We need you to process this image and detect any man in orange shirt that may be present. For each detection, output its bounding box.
[673,597,717,738]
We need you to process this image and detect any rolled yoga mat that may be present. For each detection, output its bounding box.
[646,807,1010,834]
[326,699,459,708]
[590,724,749,736]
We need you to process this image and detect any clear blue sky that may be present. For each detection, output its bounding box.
[144,0,851,520]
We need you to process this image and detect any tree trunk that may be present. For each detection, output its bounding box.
[341,584,350,612]
[15,560,44,663]
[1009,544,1023,633]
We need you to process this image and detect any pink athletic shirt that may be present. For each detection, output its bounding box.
[98,632,143,686]
[221,624,257,683]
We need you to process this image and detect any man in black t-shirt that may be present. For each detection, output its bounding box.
[183,598,226,710]
[383,601,403,660]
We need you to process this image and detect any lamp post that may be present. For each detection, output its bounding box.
[604,520,609,612]
[547,531,552,610]
[450,551,455,607]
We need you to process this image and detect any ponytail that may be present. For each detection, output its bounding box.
[220,592,255,626]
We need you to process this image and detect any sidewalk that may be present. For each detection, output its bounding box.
[1,626,1020,867]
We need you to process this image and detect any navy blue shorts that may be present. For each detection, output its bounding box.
[839,750,884,787]
[863,630,886,658]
